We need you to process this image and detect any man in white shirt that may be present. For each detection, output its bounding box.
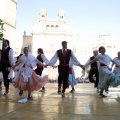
[1,39,15,95]
[47,41,83,98]
[85,50,99,89]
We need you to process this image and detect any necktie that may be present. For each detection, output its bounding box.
[63,49,66,57]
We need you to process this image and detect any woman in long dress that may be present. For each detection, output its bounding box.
[111,51,120,77]
[84,46,120,97]
[35,48,49,92]
[12,47,48,99]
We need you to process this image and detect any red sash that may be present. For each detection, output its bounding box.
[100,63,112,71]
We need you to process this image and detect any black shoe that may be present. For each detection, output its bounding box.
[61,93,65,98]
[99,94,107,97]
[97,89,99,93]
[19,90,23,96]
[70,89,75,93]
[105,88,109,94]
[28,94,33,100]
[3,92,9,96]
[58,88,61,94]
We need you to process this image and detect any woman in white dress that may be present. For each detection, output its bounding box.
[84,46,120,97]
[12,47,48,99]
[111,51,120,77]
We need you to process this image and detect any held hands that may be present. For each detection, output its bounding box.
[52,65,57,69]
[44,65,47,68]
[12,65,15,70]
[79,64,85,70]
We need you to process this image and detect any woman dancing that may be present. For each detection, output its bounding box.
[84,46,120,97]
[111,51,120,77]
[12,47,48,99]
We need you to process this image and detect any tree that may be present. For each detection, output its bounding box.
[0,19,5,41]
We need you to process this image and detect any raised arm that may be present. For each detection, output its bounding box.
[111,59,120,68]
[12,59,21,69]
[47,52,58,66]
[41,54,49,64]
[84,58,96,68]
[36,59,45,67]
[84,58,91,69]
[9,49,15,66]
[71,51,81,66]
[70,51,84,69]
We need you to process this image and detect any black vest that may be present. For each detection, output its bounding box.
[57,49,71,65]
[37,54,43,63]
[36,54,43,68]
[90,56,98,68]
[1,47,11,67]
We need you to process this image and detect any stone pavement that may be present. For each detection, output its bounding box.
[0,83,120,120]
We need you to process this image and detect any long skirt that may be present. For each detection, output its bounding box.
[14,71,48,92]
[98,66,120,89]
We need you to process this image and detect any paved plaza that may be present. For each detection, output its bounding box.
[0,83,120,120]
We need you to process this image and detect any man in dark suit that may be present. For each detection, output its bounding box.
[48,41,83,97]
[1,39,15,95]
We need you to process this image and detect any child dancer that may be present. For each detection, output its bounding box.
[84,46,120,97]
[12,47,48,99]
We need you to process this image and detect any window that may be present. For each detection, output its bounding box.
[55,25,58,30]
[51,25,54,30]
[46,25,50,30]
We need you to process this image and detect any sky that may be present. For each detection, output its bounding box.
[16,0,120,42]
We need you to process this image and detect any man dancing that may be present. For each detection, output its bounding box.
[47,41,83,98]
[85,50,99,92]
[1,39,15,95]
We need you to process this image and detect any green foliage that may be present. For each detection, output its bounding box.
[0,19,5,41]
[85,66,90,74]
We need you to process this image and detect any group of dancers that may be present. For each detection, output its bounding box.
[0,39,120,99]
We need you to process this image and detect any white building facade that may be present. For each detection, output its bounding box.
[0,0,17,50]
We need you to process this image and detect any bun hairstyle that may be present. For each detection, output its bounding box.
[99,46,105,53]
[38,48,44,54]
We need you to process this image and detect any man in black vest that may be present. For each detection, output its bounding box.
[1,39,15,95]
[48,41,83,98]
[85,50,99,91]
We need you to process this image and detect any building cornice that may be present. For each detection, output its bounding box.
[12,0,17,4]
[5,21,16,29]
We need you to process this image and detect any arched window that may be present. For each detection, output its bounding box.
[46,25,50,30]
[51,25,54,30]
[55,25,58,30]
